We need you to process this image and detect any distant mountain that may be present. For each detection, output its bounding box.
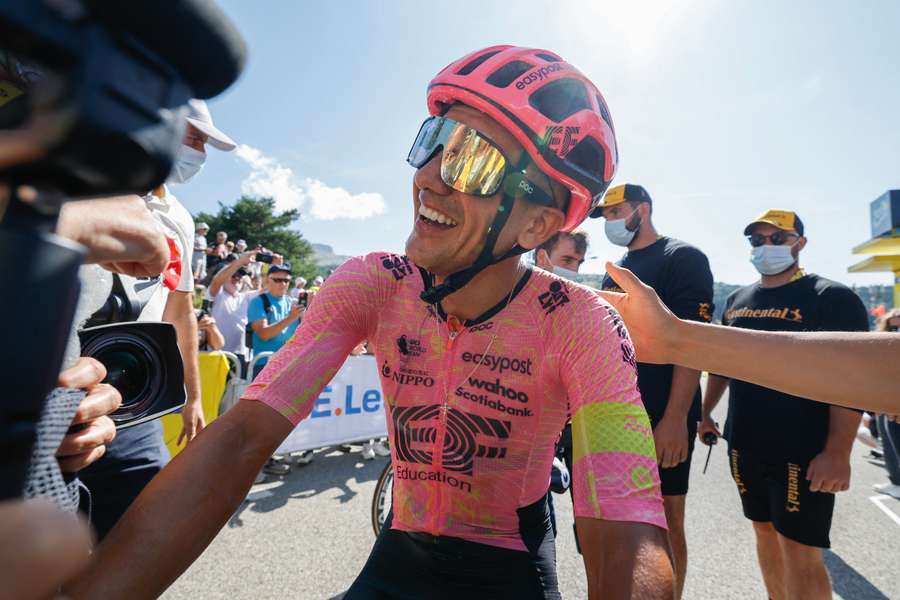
[311,243,351,271]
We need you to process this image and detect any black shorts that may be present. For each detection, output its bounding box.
[728,447,834,548]
[653,418,697,496]
[345,507,560,599]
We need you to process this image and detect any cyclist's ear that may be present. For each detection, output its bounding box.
[516,205,565,252]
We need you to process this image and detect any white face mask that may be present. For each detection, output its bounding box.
[551,265,579,281]
[167,144,206,184]
[604,208,641,247]
[750,244,797,275]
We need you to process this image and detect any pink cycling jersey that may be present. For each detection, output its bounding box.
[243,252,665,551]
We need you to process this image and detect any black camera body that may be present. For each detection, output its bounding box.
[80,273,187,429]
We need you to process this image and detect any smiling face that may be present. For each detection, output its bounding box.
[406,104,564,276]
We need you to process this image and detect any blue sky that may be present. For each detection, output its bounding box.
[175,1,900,286]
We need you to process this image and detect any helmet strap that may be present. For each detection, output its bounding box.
[420,190,525,305]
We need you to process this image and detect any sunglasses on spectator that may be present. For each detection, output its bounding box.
[270,278,291,283]
[747,231,798,247]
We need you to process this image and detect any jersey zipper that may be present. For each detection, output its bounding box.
[430,321,462,535]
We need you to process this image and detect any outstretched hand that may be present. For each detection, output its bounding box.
[596,262,681,365]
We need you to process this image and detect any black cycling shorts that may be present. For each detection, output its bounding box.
[344,503,560,600]
[728,447,834,548]
[655,418,697,497]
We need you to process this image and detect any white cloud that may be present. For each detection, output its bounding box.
[234,144,386,221]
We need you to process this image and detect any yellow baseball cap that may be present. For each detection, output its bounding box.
[589,183,652,217]
[743,209,804,236]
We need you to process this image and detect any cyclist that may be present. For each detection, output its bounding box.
[596,183,714,600]
[701,210,868,600]
[68,46,673,600]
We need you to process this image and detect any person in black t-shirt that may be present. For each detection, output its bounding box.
[701,210,868,600]
[595,183,713,600]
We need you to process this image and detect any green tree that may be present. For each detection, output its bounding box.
[195,196,320,280]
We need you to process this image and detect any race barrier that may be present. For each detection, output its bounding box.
[275,354,387,454]
[161,353,387,457]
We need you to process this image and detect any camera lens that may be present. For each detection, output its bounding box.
[80,329,165,425]
[96,346,151,408]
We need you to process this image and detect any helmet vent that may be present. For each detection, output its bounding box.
[456,50,502,76]
[535,52,562,63]
[486,61,534,88]
[528,78,590,122]
[595,94,614,132]
[565,136,606,182]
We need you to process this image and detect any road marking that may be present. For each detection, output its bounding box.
[246,490,274,502]
[869,495,900,528]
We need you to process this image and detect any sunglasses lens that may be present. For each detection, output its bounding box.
[407,117,444,168]
[771,232,787,245]
[439,123,506,196]
[749,234,765,247]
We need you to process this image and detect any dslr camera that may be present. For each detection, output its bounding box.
[80,274,186,429]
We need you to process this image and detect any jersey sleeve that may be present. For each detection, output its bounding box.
[241,255,385,425]
[557,292,666,529]
[663,246,714,323]
[817,284,870,332]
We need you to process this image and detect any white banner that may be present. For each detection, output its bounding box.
[275,355,388,454]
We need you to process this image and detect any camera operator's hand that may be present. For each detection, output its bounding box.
[56,357,121,473]
[0,499,93,600]
[197,314,216,329]
[57,195,170,277]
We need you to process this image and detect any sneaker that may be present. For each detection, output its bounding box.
[372,440,391,457]
[361,444,376,461]
[873,482,900,499]
[293,450,314,466]
[263,458,291,475]
[856,425,879,448]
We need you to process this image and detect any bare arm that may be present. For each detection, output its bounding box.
[806,406,861,493]
[577,518,674,600]
[599,263,900,414]
[57,195,169,276]
[251,304,304,342]
[163,290,205,444]
[201,318,226,351]
[65,401,292,599]
[654,365,700,468]
[209,251,255,297]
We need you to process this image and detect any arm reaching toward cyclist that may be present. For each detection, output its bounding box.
[598,262,900,415]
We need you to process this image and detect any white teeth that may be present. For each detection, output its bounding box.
[418,204,457,226]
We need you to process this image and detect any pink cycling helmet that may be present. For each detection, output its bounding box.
[427,45,618,232]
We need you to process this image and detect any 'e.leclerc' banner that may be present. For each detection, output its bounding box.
[275,355,387,454]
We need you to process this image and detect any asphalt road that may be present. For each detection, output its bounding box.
[164,400,900,599]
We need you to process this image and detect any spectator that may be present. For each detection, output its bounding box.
[226,240,235,255]
[535,229,588,279]
[207,231,229,273]
[874,309,900,499]
[235,239,248,253]
[249,263,304,378]
[79,98,236,540]
[310,275,324,292]
[196,312,225,352]
[207,252,272,375]
[192,222,209,281]
[290,276,308,302]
